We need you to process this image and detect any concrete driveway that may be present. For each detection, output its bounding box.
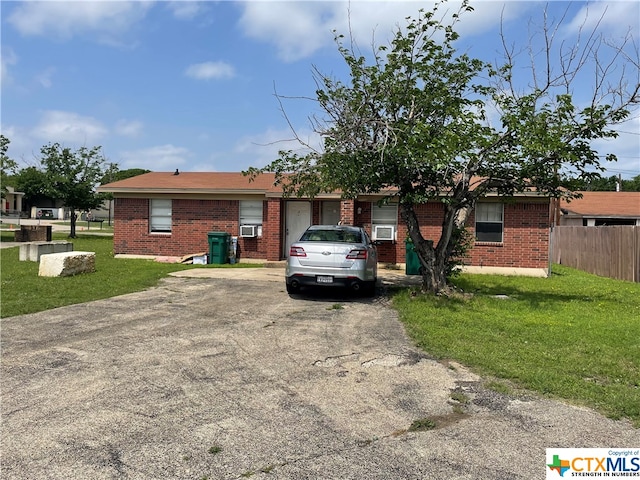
[1,270,637,479]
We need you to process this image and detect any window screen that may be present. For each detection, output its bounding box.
[239,200,263,225]
[371,203,398,225]
[150,199,172,233]
[475,202,503,242]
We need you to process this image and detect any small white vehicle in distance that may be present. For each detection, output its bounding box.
[285,225,378,296]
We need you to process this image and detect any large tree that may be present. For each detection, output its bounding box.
[40,143,110,238]
[624,175,640,192]
[12,166,52,213]
[0,135,18,202]
[247,1,639,293]
[100,167,150,184]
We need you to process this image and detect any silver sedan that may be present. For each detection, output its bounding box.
[285,225,378,295]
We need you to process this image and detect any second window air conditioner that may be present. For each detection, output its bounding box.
[373,225,396,241]
[240,225,257,238]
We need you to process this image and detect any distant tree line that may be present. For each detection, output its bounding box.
[0,135,149,237]
[568,174,640,192]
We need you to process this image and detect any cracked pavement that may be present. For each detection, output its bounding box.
[2,274,637,479]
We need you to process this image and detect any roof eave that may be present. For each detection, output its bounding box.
[563,213,640,219]
[98,187,270,195]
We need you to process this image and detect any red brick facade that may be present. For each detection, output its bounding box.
[265,198,281,261]
[113,196,550,269]
[466,202,550,269]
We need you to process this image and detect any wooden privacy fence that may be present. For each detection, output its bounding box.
[551,226,640,282]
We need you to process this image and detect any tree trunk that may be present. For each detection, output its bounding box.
[399,202,449,294]
[438,203,472,275]
[400,199,473,294]
[69,208,77,238]
[418,248,449,293]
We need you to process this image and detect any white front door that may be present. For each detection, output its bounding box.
[285,201,311,257]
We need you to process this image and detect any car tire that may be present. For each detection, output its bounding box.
[363,279,377,297]
[286,282,300,294]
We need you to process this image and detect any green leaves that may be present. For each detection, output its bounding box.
[246,0,637,293]
[40,143,107,206]
[36,143,111,236]
[486,85,631,199]
[0,135,18,199]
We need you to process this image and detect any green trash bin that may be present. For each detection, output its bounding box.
[405,239,421,275]
[208,232,230,264]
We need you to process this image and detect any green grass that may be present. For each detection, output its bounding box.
[393,265,640,426]
[208,445,222,455]
[408,417,437,432]
[0,232,261,318]
[3,231,638,426]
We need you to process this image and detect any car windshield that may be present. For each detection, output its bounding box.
[300,229,362,243]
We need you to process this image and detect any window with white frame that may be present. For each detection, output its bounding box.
[371,202,398,240]
[371,202,398,226]
[475,202,503,242]
[150,199,172,233]
[240,200,263,225]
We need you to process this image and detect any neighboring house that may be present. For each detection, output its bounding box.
[1,186,25,216]
[559,192,640,226]
[98,172,553,275]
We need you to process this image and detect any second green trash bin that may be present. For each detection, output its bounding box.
[405,239,421,275]
[208,232,230,264]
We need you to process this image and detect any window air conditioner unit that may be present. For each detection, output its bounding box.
[373,225,395,241]
[240,225,257,238]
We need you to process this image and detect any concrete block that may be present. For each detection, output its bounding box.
[19,241,74,262]
[38,251,96,277]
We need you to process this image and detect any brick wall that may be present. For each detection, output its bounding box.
[367,200,550,269]
[265,198,282,261]
[15,225,52,242]
[466,202,550,269]
[340,200,355,225]
[113,196,550,268]
[114,198,270,259]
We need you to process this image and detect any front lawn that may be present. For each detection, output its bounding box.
[0,233,260,318]
[393,265,640,426]
[3,231,637,426]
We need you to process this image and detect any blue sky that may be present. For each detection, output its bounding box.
[2,1,639,178]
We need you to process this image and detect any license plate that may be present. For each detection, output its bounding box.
[316,275,334,284]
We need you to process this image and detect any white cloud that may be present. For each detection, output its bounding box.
[0,123,94,167]
[185,61,235,80]
[115,119,144,138]
[564,1,639,38]
[1,47,18,84]
[31,111,108,146]
[167,1,206,21]
[0,124,38,166]
[237,1,532,62]
[238,2,335,62]
[35,67,55,89]
[119,144,192,171]
[7,1,153,43]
